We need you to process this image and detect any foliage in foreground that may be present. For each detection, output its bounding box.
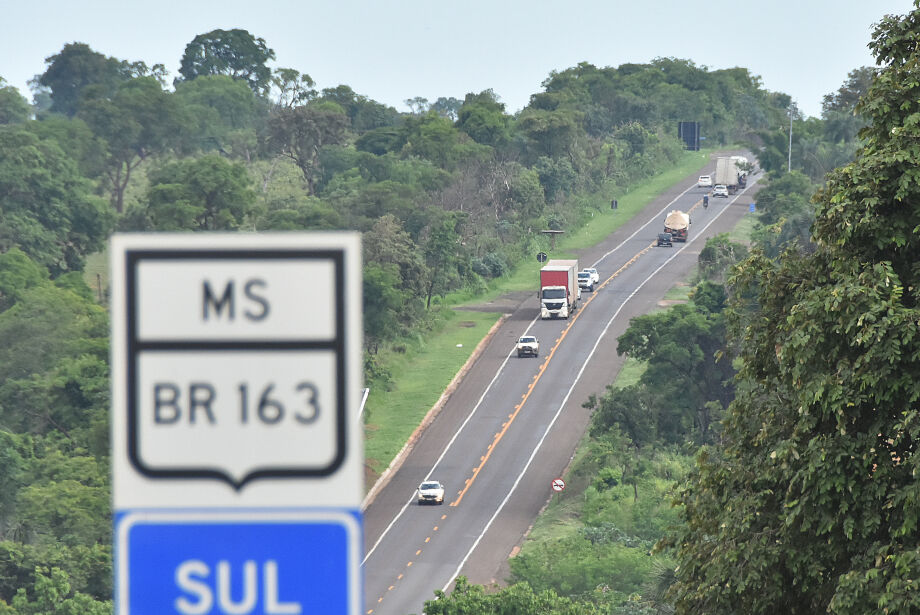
[666,5,920,613]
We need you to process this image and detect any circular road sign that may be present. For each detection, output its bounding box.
[551,478,565,492]
[537,252,548,263]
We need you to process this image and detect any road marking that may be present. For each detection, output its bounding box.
[362,174,761,601]
[449,237,650,506]
[439,176,761,592]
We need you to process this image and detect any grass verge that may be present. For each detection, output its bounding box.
[363,309,502,478]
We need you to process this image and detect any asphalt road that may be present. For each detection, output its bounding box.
[362,154,764,615]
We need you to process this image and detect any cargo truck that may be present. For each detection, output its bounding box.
[540,259,578,319]
[714,157,741,193]
[663,210,690,242]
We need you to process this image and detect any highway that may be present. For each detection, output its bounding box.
[362,157,763,615]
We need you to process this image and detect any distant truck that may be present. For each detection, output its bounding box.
[715,156,749,193]
[731,155,750,188]
[714,157,739,193]
[663,210,690,242]
[540,259,579,319]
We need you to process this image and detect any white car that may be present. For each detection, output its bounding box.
[516,336,539,358]
[583,267,600,285]
[577,271,594,292]
[713,184,729,198]
[698,175,713,188]
[417,480,445,505]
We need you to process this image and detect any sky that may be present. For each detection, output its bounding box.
[1,0,916,119]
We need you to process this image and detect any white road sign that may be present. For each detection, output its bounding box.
[111,233,363,509]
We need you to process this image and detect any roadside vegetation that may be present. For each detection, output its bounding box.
[0,4,910,613]
[427,6,920,615]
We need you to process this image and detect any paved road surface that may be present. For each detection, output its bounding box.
[363,155,763,615]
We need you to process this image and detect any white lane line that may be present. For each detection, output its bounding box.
[362,317,539,563]
[440,176,760,591]
[365,172,758,568]
[590,181,703,268]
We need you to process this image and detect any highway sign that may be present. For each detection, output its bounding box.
[551,478,566,492]
[537,251,548,263]
[116,510,362,615]
[110,233,364,615]
[111,233,363,508]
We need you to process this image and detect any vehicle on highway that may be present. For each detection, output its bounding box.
[417,480,445,505]
[713,184,729,198]
[540,259,579,319]
[663,210,690,242]
[516,335,540,358]
[657,232,673,247]
[698,174,713,187]
[583,267,600,285]
[577,271,595,292]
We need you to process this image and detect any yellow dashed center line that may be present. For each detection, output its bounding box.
[449,241,653,506]
[370,205,704,608]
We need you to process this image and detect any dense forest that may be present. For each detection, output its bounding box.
[0,4,908,612]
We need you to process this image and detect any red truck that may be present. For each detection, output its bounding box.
[540,259,578,319]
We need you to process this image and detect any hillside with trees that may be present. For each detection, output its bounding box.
[427,5,920,615]
[0,12,897,613]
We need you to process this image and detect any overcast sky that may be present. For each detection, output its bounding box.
[1,0,915,119]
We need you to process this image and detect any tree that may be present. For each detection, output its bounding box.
[0,82,29,124]
[456,90,510,147]
[0,128,113,275]
[144,154,256,230]
[667,6,920,613]
[400,112,489,170]
[616,300,733,443]
[78,76,186,212]
[430,96,462,120]
[10,567,110,615]
[404,96,429,114]
[174,74,260,154]
[424,577,602,615]
[822,66,877,114]
[37,43,163,117]
[363,214,427,294]
[422,213,466,309]
[178,29,276,96]
[363,263,406,345]
[266,103,349,195]
[697,233,748,283]
[271,68,315,108]
[517,108,583,159]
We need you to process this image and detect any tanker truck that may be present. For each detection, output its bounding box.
[663,210,690,242]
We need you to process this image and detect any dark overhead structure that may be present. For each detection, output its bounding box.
[678,121,701,151]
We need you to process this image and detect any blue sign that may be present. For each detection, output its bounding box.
[116,510,362,615]
[750,202,756,212]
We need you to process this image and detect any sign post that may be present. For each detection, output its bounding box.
[110,233,363,615]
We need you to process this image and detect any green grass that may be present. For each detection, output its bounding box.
[730,207,759,244]
[612,357,646,389]
[363,309,502,476]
